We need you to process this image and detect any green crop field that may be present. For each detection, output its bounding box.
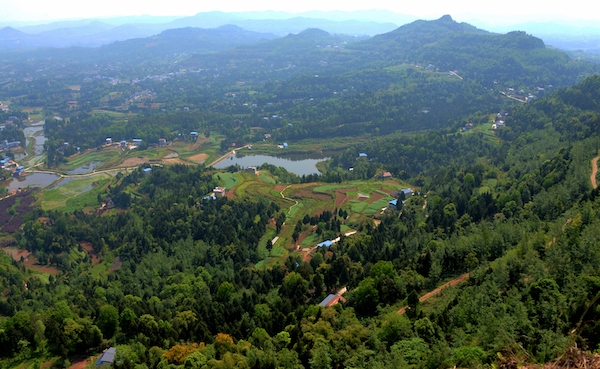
[41,175,112,211]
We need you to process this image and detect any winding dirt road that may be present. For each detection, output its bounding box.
[591,156,599,189]
[398,273,470,315]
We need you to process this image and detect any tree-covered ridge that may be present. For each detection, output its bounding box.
[350,15,593,87]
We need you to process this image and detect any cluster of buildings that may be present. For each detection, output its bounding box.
[389,188,414,210]
[1,157,23,176]
[0,140,21,151]
[492,111,509,130]
[501,87,546,102]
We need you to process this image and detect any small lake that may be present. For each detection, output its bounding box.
[5,173,60,191]
[214,154,328,176]
[23,126,47,164]
[66,161,103,175]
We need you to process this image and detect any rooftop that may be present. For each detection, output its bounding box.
[96,347,117,366]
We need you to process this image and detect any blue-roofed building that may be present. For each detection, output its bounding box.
[120,140,127,148]
[203,195,217,201]
[359,153,368,157]
[143,168,152,175]
[389,199,399,210]
[283,142,288,148]
[96,347,116,367]
[317,240,333,248]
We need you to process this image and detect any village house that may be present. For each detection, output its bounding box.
[400,188,413,199]
[319,287,347,307]
[213,187,226,198]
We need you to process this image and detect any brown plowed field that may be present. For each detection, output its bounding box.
[188,153,209,163]
[119,157,148,167]
[295,189,332,202]
[80,242,100,264]
[368,192,384,203]
[334,188,356,209]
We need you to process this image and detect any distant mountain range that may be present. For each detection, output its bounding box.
[0,11,402,50]
[1,10,598,52]
[173,15,597,90]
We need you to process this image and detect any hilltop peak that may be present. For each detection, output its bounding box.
[297,28,330,38]
[438,14,454,22]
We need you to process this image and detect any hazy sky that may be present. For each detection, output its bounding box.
[0,0,597,23]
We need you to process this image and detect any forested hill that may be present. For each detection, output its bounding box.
[96,25,278,60]
[349,15,594,87]
[177,15,600,92]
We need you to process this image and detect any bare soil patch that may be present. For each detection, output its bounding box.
[301,246,317,262]
[119,157,149,167]
[294,189,332,202]
[368,192,384,204]
[398,273,470,315]
[591,156,599,189]
[68,355,98,369]
[22,255,59,275]
[110,257,123,271]
[273,185,287,193]
[3,247,30,261]
[334,188,356,209]
[163,158,192,165]
[27,264,60,275]
[188,153,209,163]
[80,242,100,265]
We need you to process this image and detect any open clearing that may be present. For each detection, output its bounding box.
[119,157,149,167]
[188,153,209,163]
[80,242,100,264]
[3,247,60,275]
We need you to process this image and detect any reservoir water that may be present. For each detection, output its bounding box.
[5,172,61,191]
[214,153,328,176]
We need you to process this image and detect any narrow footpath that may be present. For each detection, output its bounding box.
[398,273,470,315]
[591,156,599,189]
[280,185,299,218]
